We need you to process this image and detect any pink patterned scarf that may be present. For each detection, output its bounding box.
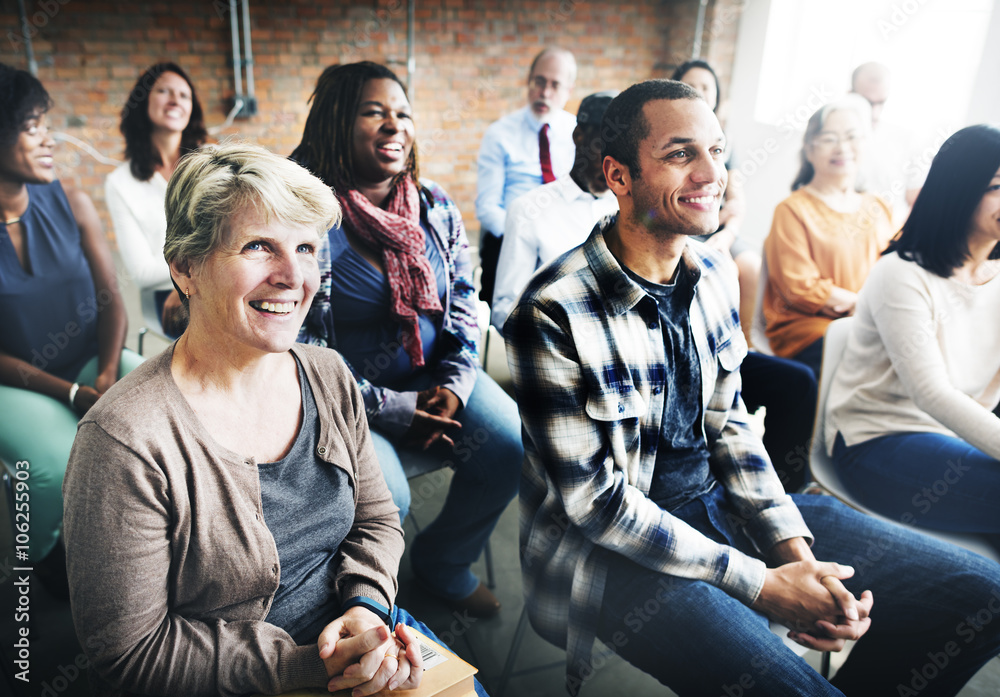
[339,178,443,368]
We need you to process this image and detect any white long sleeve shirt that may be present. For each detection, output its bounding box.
[105,162,172,291]
[491,175,617,331]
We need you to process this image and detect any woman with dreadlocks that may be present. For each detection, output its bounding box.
[292,62,520,619]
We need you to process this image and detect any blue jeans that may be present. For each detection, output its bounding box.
[833,432,1000,537]
[595,488,1000,696]
[391,606,489,696]
[371,368,522,600]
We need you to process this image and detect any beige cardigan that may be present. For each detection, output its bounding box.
[825,252,1000,457]
[63,343,403,697]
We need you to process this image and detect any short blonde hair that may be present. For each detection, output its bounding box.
[164,142,340,270]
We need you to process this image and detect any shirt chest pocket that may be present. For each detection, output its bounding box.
[585,388,646,469]
[704,332,748,436]
[716,336,745,374]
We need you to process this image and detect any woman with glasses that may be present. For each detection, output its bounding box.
[762,94,895,377]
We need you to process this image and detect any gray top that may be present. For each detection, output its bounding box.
[260,356,354,643]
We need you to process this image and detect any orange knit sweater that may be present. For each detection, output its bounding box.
[763,188,894,358]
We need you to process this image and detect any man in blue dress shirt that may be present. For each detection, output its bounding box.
[476,47,577,305]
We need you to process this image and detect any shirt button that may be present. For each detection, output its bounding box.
[648,321,656,330]
[653,387,662,395]
[618,403,624,414]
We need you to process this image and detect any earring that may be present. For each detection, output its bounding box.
[185,289,191,299]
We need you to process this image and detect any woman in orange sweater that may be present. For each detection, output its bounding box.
[762,94,895,377]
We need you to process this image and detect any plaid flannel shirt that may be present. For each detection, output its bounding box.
[298,179,480,437]
[504,217,812,694]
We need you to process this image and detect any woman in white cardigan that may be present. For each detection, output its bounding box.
[826,124,1000,541]
[105,62,207,336]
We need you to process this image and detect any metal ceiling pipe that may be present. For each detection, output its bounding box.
[229,0,243,98]
[241,0,255,100]
[692,0,709,59]
[16,0,38,76]
[408,0,415,104]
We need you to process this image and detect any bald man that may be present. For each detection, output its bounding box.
[476,48,577,304]
[851,62,924,220]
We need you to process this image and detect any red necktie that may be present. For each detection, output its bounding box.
[539,123,556,183]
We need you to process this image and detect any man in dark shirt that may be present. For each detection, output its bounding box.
[505,79,1000,696]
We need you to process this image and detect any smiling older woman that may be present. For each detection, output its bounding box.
[762,94,895,377]
[59,143,486,696]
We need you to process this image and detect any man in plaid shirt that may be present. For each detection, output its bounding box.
[504,80,1000,696]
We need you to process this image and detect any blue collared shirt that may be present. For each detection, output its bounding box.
[504,217,812,694]
[475,105,576,237]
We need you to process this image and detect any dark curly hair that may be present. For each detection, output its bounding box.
[885,124,1000,277]
[290,61,419,193]
[0,62,52,149]
[120,63,207,182]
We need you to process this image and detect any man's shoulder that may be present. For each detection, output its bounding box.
[484,106,530,140]
[549,108,578,133]
[515,241,597,312]
[508,178,574,217]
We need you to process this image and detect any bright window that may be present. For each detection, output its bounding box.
[754,0,994,136]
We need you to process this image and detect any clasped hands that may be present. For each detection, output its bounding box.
[752,540,874,652]
[318,606,424,695]
[405,386,462,450]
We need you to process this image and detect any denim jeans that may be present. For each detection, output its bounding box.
[370,367,522,600]
[391,606,489,696]
[595,488,1000,696]
[833,431,1000,537]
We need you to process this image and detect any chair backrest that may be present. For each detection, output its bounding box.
[808,316,999,563]
[137,287,172,355]
[808,317,854,494]
[750,253,774,355]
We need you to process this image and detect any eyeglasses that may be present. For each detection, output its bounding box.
[812,132,865,148]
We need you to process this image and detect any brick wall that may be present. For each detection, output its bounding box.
[1,0,745,244]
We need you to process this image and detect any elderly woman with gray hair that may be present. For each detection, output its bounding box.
[62,143,486,696]
[762,94,895,377]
